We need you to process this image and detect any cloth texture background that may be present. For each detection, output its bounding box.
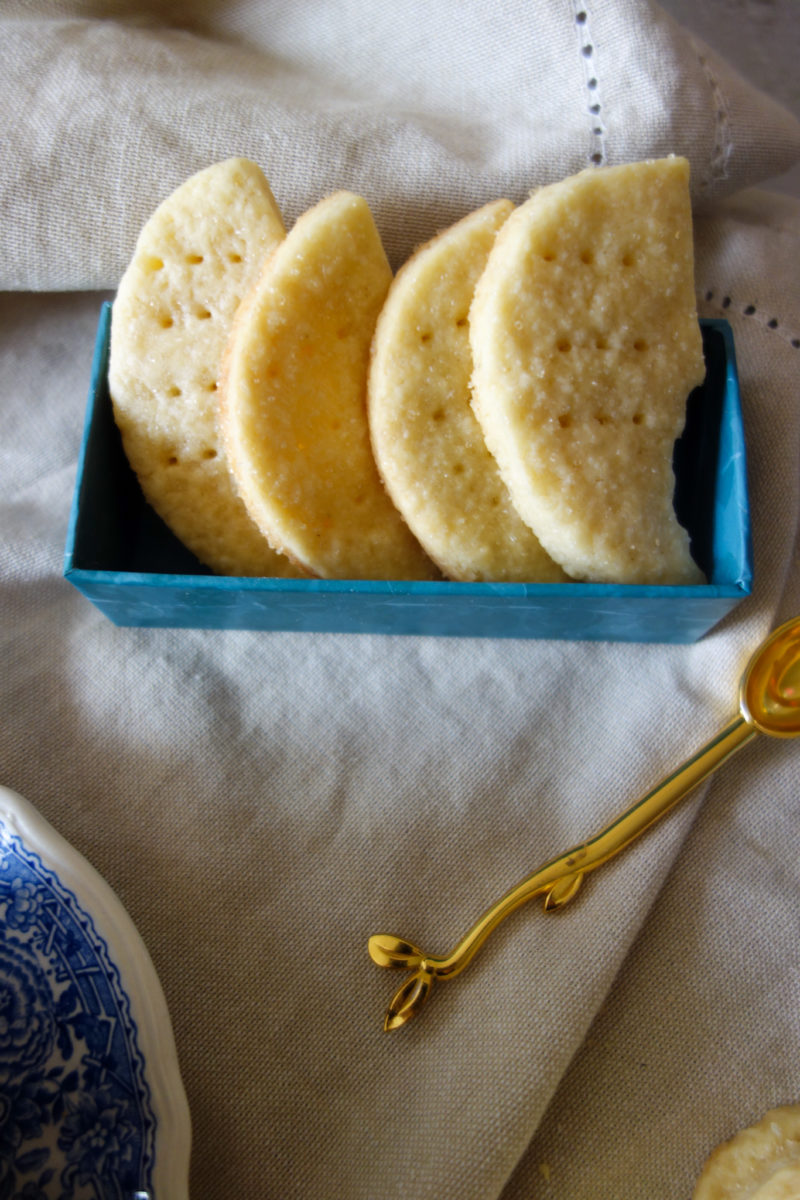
[1,2,799,1197]
[4,0,800,290]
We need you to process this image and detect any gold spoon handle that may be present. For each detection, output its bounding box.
[369,714,757,1030]
[441,714,756,968]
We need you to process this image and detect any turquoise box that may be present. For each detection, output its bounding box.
[64,304,752,641]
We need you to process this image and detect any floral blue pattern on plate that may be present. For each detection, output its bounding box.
[0,785,190,1200]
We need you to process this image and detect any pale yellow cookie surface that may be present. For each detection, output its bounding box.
[369,201,569,583]
[469,157,706,585]
[109,158,301,577]
[693,1105,800,1199]
[221,191,436,580]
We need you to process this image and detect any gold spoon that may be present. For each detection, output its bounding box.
[369,615,800,1031]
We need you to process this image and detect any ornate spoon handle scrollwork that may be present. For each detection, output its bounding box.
[369,715,755,1030]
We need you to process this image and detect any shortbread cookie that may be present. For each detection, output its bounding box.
[469,157,706,585]
[693,1105,800,1198]
[109,158,301,577]
[221,191,436,580]
[369,200,569,583]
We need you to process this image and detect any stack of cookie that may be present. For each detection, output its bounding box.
[108,155,706,585]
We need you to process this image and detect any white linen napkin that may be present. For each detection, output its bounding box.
[3,0,800,291]
[1,3,799,1198]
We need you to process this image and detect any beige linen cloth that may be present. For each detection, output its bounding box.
[1,2,799,1197]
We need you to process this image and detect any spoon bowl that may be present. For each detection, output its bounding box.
[740,616,800,736]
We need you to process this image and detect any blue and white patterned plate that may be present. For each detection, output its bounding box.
[0,784,190,1199]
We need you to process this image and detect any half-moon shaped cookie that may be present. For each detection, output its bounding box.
[109,158,301,577]
[221,191,436,580]
[469,157,706,585]
[369,200,568,583]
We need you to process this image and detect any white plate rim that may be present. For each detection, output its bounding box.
[0,782,191,1199]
